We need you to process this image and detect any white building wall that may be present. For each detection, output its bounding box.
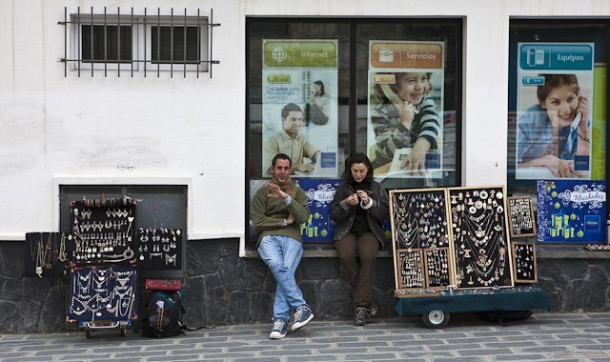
[1,0,609,248]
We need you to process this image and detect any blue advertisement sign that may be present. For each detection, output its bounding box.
[295,178,341,242]
[537,180,606,242]
[519,43,593,71]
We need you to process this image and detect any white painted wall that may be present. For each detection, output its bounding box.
[1,0,609,247]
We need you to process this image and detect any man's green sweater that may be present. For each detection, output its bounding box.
[250,184,311,247]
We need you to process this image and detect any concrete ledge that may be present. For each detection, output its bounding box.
[242,241,609,259]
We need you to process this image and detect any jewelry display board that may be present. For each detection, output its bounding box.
[69,198,137,265]
[512,241,537,283]
[24,232,69,277]
[68,265,137,322]
[424,248,451,289]
[390,188,454,296]
[448,186,514,289]
[507,197,536,238]
[396,249,425,290]
[136,228,183,271]
[390,189,451,249]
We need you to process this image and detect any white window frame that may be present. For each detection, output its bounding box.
[69,14,209,73]
[69,14,140,72]
[144,16,210,73]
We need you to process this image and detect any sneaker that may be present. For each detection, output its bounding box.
[291,305,314,331]
[367,303,378,318]
[354,307,368,326]
[269,319,288,339]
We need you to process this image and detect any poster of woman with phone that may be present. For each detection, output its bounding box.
[516,73,592,179]
[305,80,331,126]
[368,71,441,173]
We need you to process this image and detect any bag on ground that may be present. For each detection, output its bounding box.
[141,290,185,338]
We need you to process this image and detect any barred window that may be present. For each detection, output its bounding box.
[81,25,133,63]
[61,7,219,78]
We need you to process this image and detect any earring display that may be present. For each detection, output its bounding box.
[424,248,451,288]
[512,241,537,283]
[67,265,137,322]
[69,198,137,265]
[448,186,514,289]
[136,228,183,271]
[507,197,537,238]
[396,249,425,290]
[24,232,69,277]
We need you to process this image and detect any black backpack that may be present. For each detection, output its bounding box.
[141,290,185,338]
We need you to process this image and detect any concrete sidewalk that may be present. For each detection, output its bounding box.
[1,312,609,361]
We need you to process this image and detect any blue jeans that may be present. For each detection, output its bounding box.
[258,235,306,322]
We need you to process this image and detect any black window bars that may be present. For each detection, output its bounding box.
[59,7,220,78]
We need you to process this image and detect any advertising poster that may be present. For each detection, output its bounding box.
[537,180,606,242]
[296,178,341,242]
[262,39,339,177]
[516,43,594,180]
[367,40,445,179]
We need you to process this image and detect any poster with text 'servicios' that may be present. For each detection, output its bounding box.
[367,41,445,179]
[515,43,594,180]
[262,40,338,177]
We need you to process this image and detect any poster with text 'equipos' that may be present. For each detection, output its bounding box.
[448,186,514,289]
[515,43,594,180]
[537,180,606,242]
[262,40,338,177]
[367,40,445,179]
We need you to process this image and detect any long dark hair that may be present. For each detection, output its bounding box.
[344,153,373,183]
[537,74,580,103]
[313,80,325,96]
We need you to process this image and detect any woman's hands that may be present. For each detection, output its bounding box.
[345,193,359,206]
[344,190,370,207]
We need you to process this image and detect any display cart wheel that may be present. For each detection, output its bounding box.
[422,310,450,329]
[120,327,127,337]
[85,328,92,339]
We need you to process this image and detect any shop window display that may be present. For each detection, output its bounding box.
[507,20,609,243]
[246,18,463,244]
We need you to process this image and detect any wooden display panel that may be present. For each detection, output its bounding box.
[507,196,537,238]
[396,249,425,290]
[448,186,514,289]
[424,248,451,289]
[512,241,538,283]
[389,188,453,297]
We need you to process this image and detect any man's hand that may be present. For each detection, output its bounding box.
[286,214,294,225]
[267,182,287,199]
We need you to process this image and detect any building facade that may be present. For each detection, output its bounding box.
[0,0,609,333]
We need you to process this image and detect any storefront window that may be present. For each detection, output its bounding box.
[507,20,609,243]
[246,18,463,244]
